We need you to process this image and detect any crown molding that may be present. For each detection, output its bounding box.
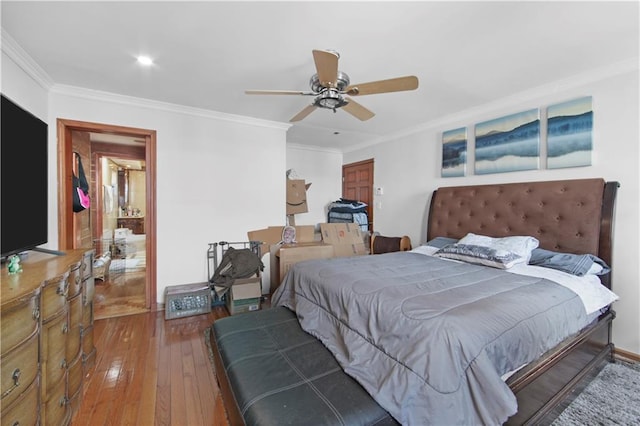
[1,29,54,90]
[2,28,289,131]
[373,57,640,147]
[49,84,291,131]
[286,143,342,154]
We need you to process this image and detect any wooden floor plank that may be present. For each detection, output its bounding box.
[72,309,227,426]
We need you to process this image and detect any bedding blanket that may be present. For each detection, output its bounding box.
[271,252,589,425]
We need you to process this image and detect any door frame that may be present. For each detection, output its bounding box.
[342,158,374,232]
[57,118,158,311]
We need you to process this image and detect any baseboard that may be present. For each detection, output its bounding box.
[615,348,640,363]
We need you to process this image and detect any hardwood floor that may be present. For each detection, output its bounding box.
[94,269,148,320]
[72,307,231,425]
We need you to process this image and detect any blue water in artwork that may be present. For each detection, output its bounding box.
[476,137,540,162]
[548,132,592,157]
[442,140,467,168]
[547,112,592,157]
[474,119,540,174]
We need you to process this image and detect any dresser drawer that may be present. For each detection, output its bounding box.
[41,386,70,426]
[82,300,94,327]
[41,310,68,398]
[66,293,83,363]
[41,273,69,320]
[0,290,39,355]
[83,347,97,376]
[67,355,83,401]
[0,376,39,426]
[68,261,83,299]
[0,330,39,408]
[68,387,82,421]
[83,275,95,307]
[81,250,94,281]
[81,324,94,357]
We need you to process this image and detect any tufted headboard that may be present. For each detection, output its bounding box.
[427,178,619,286]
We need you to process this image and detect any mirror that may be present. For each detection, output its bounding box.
[110,158,145,217]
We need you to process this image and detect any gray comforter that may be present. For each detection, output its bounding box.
[271,252,589,426]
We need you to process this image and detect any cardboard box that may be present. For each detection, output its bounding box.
[319,223,367,257]
[226,277,262,315]
[247,225,317,260]
[286,179,311,215]
[271,242,334,292]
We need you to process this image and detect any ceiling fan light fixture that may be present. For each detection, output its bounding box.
[246,49,419,122]
[310,71,350,93]
[314,90,347,110]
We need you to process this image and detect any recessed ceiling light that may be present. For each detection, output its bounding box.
[137,56,153,66]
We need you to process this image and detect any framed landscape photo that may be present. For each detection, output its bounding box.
[474,109,540,175]
[547,96,593,169]
[441,127,467,177]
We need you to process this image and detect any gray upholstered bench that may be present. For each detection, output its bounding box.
[210,306,398,425]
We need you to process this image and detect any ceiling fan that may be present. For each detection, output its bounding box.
[245,49,419,122]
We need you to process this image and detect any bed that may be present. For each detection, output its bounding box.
[210,178,619,425]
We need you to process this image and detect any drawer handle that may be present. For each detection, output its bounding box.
[1,369,21,398]
[32,307,40,320]
[76,276,81,285]
[61,358,67,369]
[62,322,68,333]
[12,422,19,426]
[59,396,68,407]
[57,281,69,297]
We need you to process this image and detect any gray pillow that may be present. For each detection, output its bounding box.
[425,237,458,249]
[528,248,610,276]
[435,243,527,269]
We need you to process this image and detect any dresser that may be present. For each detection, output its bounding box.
[1,249,95,426]
[117,217,144,235]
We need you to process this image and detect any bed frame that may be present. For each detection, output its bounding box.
[427,178,619,424]
[211,178,619,425]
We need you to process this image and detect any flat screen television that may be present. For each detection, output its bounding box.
[1,93,49,261]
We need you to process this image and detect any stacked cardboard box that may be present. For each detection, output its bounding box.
[319,223,367,257]
[225,277,262,315]
[248,223,368,293]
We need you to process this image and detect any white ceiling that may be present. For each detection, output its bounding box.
[2,1,638,152]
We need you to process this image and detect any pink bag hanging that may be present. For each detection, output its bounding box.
[72,152,90,212]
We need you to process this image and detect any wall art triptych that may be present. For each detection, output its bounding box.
[546,96,593,169]
[441,96,593,177]
[441,127,467,177]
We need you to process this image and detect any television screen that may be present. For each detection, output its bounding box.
[1,93,49,259]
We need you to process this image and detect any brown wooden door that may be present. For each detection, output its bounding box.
[342,159,374,232]
[58,118,158,313]
[72,132,93,250]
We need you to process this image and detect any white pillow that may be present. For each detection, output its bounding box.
[434,233,539,269]
[457,233,539,263]
[435,244,527,269]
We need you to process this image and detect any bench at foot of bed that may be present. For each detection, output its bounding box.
[210,306,399,426]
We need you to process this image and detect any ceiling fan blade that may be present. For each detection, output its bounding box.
[345,75,419,96]
[342,98,375,121]
[245,89,313,96]
[312,49,339,88]
[290,104,318,122]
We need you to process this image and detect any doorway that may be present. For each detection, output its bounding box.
[342,159,374,232]
[57,119,158,316]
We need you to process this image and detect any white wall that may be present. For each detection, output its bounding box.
[2,49,290,304]
[344,62,640,355]
[285,144,343,229]
[49,89,289,300]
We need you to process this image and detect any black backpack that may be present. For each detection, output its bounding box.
[210,247,263,288]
